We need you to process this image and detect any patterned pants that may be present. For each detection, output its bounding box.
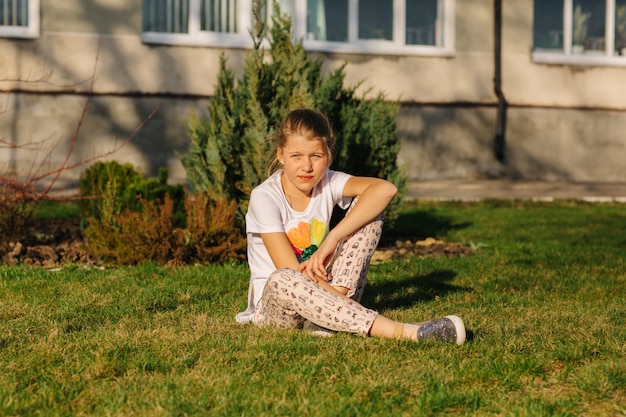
[254,201,384,337]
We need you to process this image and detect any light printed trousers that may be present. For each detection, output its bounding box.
[254,201,384,337]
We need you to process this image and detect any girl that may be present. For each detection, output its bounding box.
[236,108,466,345]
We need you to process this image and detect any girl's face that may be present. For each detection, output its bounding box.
[277,134,329,198]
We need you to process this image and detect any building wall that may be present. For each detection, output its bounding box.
[1,0,626,190]
[501,1,626,182]
[398,0,626,182]
[0,93,205,189]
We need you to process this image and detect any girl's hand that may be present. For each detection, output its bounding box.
[298,234,340,282]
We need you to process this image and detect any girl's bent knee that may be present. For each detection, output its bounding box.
[267,268,309,288]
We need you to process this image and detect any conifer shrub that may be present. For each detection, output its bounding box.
[181,1,406,229]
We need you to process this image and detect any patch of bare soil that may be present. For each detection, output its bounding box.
[371,237,473,264]
[2,218,97,267]
[1,219,472,267]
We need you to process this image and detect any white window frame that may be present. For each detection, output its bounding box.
[142,0,254,48]
[533,0,626,67]
[296,0,455,56]
[0,0,39,39]
[142,0,455,57]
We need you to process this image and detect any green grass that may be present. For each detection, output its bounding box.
[1,200,625,416]
[32,199,82,220]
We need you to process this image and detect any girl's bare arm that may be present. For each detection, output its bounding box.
[260,232,351,299]
[300,176,397,280]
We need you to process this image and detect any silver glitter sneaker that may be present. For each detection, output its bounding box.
[415,315,466,345]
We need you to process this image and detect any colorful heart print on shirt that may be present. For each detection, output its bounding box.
[286,218,328,262]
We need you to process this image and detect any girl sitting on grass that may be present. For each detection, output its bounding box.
[236,108,466,345]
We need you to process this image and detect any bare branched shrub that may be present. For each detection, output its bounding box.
[0,182,28,247]
[0,38,160,265]
[0,39,154,204]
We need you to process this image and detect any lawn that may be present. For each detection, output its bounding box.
[1,200,625,416]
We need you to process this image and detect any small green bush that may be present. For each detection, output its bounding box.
[79,161,185,227]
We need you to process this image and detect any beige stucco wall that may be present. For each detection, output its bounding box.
[506,107,626,181]
[2,0,496,103]
[0,33,242,95]
[501,1,626,109]
[0,92,206,190]
[2,0,626,189]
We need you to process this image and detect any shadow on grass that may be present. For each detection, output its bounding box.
[333,203,472,246]
[381,207,472,245]
[361,269,472,312]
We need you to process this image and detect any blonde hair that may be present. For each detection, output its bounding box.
[266,108,336,176]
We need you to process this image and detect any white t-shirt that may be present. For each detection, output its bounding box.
[235,169,353,323]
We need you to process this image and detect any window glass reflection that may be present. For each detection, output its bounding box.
[306,0,348,41]
[533,0,563,50]
[406,0,439,46]
[359,0,392,40]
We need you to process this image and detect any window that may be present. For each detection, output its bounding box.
[142,0,253,48]
[533,0,626,66]
[143,0,454,56]
[299,0,453,55]
[0,0,39,38]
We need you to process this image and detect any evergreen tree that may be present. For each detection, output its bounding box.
[181,1,406,229]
